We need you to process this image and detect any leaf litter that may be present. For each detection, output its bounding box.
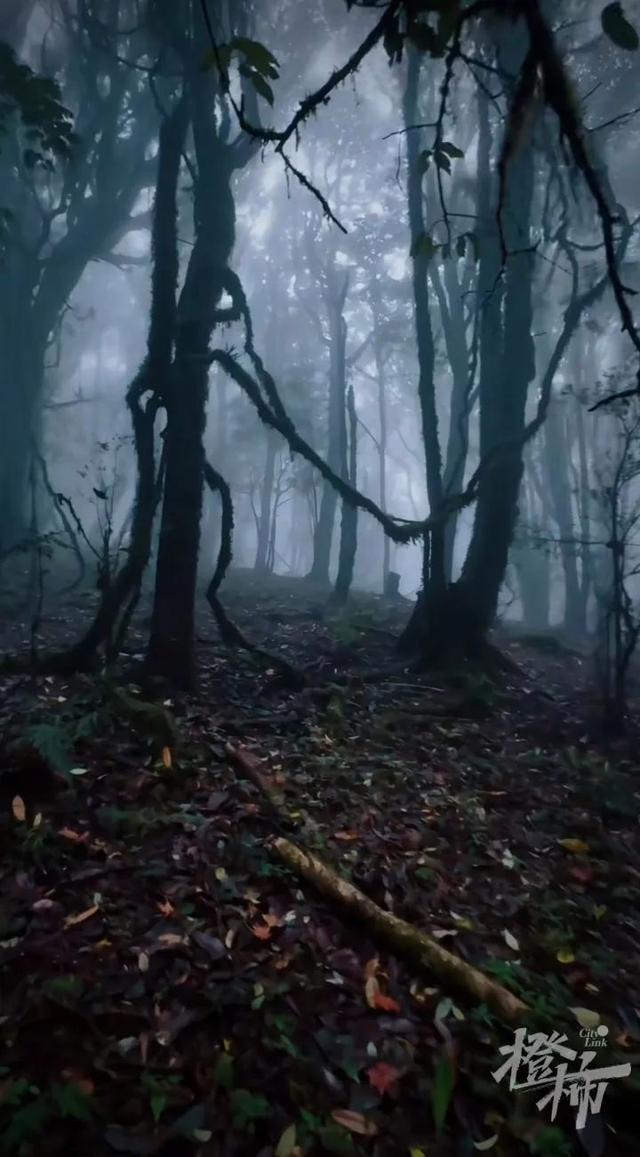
[0,572,639,1155]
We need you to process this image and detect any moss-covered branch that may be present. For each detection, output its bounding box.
[273,836,529,1025]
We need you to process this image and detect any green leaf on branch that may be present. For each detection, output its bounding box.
[439,140,464,159]
[434,150,451,174]
[231,37,280,79]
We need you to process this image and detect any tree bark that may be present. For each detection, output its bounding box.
[273,836,529,1025]
[369,282,392,592]
[147,66,237,686]
[0,13,156,548]
[397,48,446,657]
[543,396,582,635]
[307,269,349,585]
[512,473,550,631]
[333,384,358,603]
[255,429,277,573]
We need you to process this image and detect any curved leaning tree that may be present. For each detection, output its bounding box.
[192,0,640,667]
[21,0,639,685]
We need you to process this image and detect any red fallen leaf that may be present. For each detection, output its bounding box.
[251,922,273,940]
[367,1061,401,1096]
[569,864,594,884]
[334,831,360,842]
[372,991,401,1014]
[157,898,174,917]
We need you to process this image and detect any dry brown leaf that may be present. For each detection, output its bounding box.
[365,974,380,1009]
[156,932,185,948]
[331,1109,378,1136]
[557,838,590,855]
[64,905,99,928]
[251,922,272,941]
[161,746,172,769]
[58,827,89,844]
[263,913,282,928]
[11,796,26,823]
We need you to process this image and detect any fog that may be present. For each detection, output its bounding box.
[4,5,640,1154]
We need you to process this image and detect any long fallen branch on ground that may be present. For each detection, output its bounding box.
[272,835,530,1026]
[225,743,529,1023]
[225,742,291,823]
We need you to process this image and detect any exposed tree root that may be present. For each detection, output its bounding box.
[272,836,529,1026]
[204,461,305,691]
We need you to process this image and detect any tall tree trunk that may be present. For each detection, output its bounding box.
[0,333,44,553]
[430,256,472,582]
[512,475,550,630]
[398,48,445,656]
[367,282,392,592]
[0,25,156,549]
[571,340,592,634]
[574,393,592,632]
[455,28,536,639]
[410,26,537,663]
[0,0,35,50]
[62,95,187,670]
[254,428,277,572]
[369,287,391,593]
[307,271,349,585]
[333,384,358,603]
[542,396,582,635]
[147,68,237,686]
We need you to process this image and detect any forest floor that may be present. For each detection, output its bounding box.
[0,569,639,1157]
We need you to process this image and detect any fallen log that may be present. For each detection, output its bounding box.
[225,742,286,815]
[272,836,529,1026]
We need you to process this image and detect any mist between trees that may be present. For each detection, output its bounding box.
[1,0,640,721]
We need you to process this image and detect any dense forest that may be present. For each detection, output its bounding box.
[1,1,640,1154]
